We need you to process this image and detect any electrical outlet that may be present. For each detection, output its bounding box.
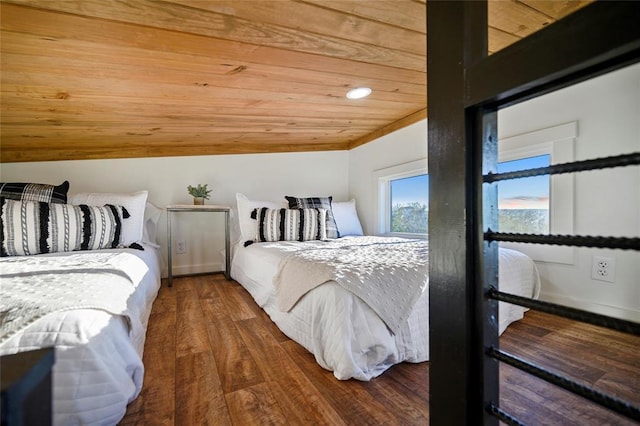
[591,255,615,283]
[176,240,186,254]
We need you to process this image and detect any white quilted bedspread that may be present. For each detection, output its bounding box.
[0,247,161,425]
[274,236,428,334]
[1,252,142,345]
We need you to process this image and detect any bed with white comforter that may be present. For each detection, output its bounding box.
[231,236,539,381]
[0,245,161,425]
[0,183,163,424]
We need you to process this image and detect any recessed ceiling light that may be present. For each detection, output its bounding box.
[346,87,372,100]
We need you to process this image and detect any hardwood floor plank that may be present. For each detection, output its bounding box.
[595,370,640,405]
[176,285,211,357]
[200,297,265,394]
[232,281,292,343]
[366,365,430,424]
[195,274,223,300]
[502,337,608,385]
[148,279,176,315]
[501,363,637,426]
[552,323,640,360]
[235,317,347,425]
[175,351,232,425]
[281,340,401,425]
[383,362,430,401]
[225,383,288,425]
[216,278,259,322]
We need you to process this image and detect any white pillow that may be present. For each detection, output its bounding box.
[332,199,364,236]
[69,190,148,246]
[142,202,162,248]
[236,192,285,243]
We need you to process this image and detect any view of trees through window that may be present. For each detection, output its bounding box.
[388,154,550,236]
[497,154,550,234]
[390,174,429,234]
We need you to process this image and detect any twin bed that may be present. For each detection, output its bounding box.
[0,183,162,424]
[1,185,539,424]
[231,193,540,380]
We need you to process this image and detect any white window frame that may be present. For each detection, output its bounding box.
[498,121,577,264]
[373,158,428,238]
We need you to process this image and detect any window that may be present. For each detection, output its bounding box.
[498,122,576,264]
[497,154,550,234]
[374,159,428,237]
[390,174,429,234]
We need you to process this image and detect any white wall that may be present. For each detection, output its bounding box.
[348,120,428,234]
[348,63,640,320]
[499,63,640,320]
[0,151,349,276]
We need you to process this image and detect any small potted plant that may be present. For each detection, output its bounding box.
[187,184,212,205]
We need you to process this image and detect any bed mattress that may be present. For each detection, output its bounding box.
[0,244,161,425]
[231,236,539,380]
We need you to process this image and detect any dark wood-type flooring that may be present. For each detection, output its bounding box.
[120,274,639,425]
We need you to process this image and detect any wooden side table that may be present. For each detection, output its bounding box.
[166,204,231,287]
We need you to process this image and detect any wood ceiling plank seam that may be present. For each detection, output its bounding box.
[488,25,523,53]
[514,0,556,21]
[168,0,426,56]
[298,0,426,34]
[0,59,425,103]
[0,4,427,81]
[1,100,408,121]
[0,90,423,118]
[518,0,592,20]
[488,0,555,38]
[1,32,426,95]
[2,0,426,71]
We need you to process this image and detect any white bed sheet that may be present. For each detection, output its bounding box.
[231,237,539,381]
[0,244,161,425]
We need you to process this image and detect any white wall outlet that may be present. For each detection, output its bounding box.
[591,255,615,283]
[176,240,186,254]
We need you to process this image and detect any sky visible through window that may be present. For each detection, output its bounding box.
[389,155,549,210]
[390,174,429,207]
[497,154,550,209]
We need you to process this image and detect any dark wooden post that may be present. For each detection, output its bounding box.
[427,1,497,424]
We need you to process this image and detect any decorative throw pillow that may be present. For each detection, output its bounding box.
[68,190,148,246]
[285,196,339,239]
[0,180,70,204]
[332,199,364,236]
[252,207,327,242]
[0,198,129,256]
[236,193,287,243]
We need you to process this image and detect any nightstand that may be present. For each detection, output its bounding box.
[166,204,231,287]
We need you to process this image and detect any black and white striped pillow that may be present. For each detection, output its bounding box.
[252,207,327,242]
[0,198,129,256]
[285,196,339,239]
[0,181,70,204]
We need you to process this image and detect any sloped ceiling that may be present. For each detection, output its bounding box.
[0,0,590,162]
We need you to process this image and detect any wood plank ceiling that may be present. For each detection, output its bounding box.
[0,0,591,163]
